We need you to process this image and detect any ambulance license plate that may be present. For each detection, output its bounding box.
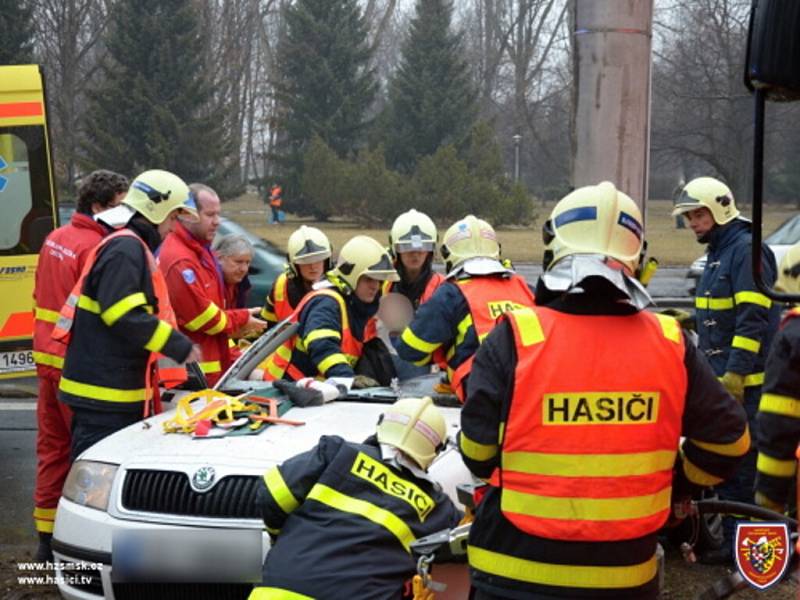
[0,350,35,375]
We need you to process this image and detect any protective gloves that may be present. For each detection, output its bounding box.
[720,371,745,403]
[352,374,380,389]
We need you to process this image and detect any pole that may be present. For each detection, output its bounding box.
[512,134,522,183]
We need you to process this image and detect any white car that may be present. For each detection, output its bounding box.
[51,324,471,600]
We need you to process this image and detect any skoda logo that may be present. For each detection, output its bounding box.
[191,466,216,492]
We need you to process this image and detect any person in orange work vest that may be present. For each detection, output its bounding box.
[32,170,128,561]
[268,183,283,224]
[459,181,750,599]
[260,225,332,330]
[159,183,266,385]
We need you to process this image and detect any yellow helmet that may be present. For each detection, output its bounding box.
[440,215,499,272]
[671,177,740,225]
[389,209,437,254]
[776,242,800,295]
[287,225,332,270]
[332,235,399,291]
[543,181,644,275]
[376,397,447,471]
[123,170,197,224]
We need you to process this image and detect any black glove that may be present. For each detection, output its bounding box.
[272,379,324,407]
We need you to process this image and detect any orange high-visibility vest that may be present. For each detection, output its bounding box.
[261,288,362,381]
[272,272,295,323]
[500,306,687,542]
[53,229,187,406]
[448,274,535,401]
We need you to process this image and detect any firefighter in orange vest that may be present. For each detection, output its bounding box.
[268,183,283,224]
[394,215,535,401]
[159,183,265,385]
[755,243,800,513]
[57,170,201,461]
[32,170,128,560]
[459,182,750,599]
[260,225,332,329]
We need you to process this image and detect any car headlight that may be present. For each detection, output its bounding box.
[62,461,119,511]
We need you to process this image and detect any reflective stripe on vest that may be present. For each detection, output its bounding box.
[273,273,295,322]
[449,274,535,401]
[500,306,686,542]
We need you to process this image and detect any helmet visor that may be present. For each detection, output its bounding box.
[394,239,435,253]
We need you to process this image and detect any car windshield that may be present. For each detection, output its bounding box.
[765,214,800,245]
[219,219,276,250]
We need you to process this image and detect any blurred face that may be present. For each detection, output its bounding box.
[297,260,325,285]
[355,275,381,303]
[219,253,252,285]
[188,190,221,243]
[399,250,428,278]
[683,207,715,241]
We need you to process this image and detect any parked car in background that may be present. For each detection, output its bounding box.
[686,213,800,295]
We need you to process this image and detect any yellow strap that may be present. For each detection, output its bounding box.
[304,328,342,344]
[144,320,172,352]
[695,296,733,310]
[248,587,314,600]
[400,327,441,354]
[653,313,681,344]
[59,376,149,403]
[205,310,228,336]
[690,428,750,457]
[468,545,657,589]
[454,314,473,348]
[77,294,101,313]
[757,453,797,478]
[502,450,676,478]
[509,308,545,346]
[744,372,764,387]
[460,433,498,462]
[34,306,60,323]
[734,290,772,308]
[32,351,64,369]
[185,302,221,332]
[307,483,416,553]
[317,353,349,374]
[501,487,671,522]
[682,456,723,486]
[731,335,761,354]
[759,393,800,418]
[274,273,288,303]
[264,467,301,514]
[199,360,222,374]
[101,292,148,326]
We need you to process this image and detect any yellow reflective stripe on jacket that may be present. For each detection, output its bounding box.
[468,545,657,589]
[33,507,57,534]
[317,353,349,374]
[199,360,222,374]
[682,456,723,486]
[454,314,473,349]
[249,587,314,600]
[264,467,300,515]
[757,453,796,478]
[653,313,681,344]
[59,376,150,403]
[502,487,671,522]
[260,307,277,321]
[185,302,221,332]
[690,428,750,457]
[734,290,772,308]
[744,372,764,387]
[204,310,228,336]
[400,327,441,354]
[77,295,101,313]
[460,433,498,462]
[731,335,761,354]
[34,306,60,323]
[502,450,676,478]
[144,320,172,352]
[101,292,148,326]
[510,308,545,346]
[304,328,341,345]
[759,393,800,418]
[307,483,416,553]
[695,296,733,310]
[32,351,64,369]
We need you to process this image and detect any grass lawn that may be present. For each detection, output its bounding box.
[221,193,797,267]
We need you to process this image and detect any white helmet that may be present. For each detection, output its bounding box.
[390,209,437,255]
[671,177,740,225]
[776,242,800,296]
[122,170,197,224]
[376,397,446,471]
[332,235,399,291]
[287,226,332,273]
[440,215,500,272]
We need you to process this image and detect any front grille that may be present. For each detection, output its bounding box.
[121,469,261,519]
[114,583,252,600]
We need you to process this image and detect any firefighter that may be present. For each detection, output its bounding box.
[394,215,535,401]
[56,170,201,460]
[249,396,462,599]
[254,235,397,384]
[32,170,128,561]
[460,181,749,599]
[755,242,800,512]
[268,182,283,224]
[672,176,780,561]
[260,225,332,329]
[159,183,265,385]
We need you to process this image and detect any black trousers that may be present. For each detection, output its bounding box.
[70,408,140,461]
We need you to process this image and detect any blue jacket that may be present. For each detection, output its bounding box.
[695,219,780,383]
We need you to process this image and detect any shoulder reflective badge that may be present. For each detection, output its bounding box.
[734,522,790,590]
[181,268,197,284]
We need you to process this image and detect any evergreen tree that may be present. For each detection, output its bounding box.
[83,0,231,185]
[275,0,376,205]
[386,0,477,172]
[0,0,34,64]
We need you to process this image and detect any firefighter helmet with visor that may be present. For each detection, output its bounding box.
[332,235,399,291]
[376,397,446,471]
[122,169,198,224]
[440,215,500,273]
[390,209,437,255]
[671,176,740,225]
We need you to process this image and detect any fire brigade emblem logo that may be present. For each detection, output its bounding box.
[191,466,216,492]
[734,522,789,590]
